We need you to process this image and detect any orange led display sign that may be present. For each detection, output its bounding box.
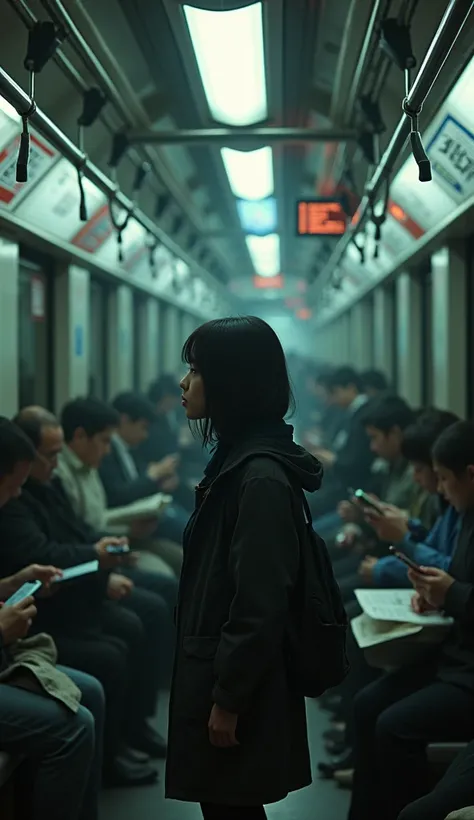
[297,200,347,236]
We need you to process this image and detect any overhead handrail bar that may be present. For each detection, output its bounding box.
[0,65,228,298]
[310,0,474,304]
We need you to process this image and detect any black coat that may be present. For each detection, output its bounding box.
[165,423,323,806]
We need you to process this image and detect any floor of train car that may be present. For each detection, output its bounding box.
[101,695,350,820]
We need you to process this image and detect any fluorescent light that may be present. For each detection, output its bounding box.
[0,96,19,122]
[246,234,280,277]
[237,197,277,235]
[183,3,267,126]
[221,147,273,200]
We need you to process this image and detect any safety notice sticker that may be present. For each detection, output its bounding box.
[427,114,474,203]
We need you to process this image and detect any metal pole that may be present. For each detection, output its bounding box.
[0,66,227,298]
[345,0,385,120]
[311,0,474,303]
[127,127,357,146]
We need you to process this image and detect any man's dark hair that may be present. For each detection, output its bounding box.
[13,408,59,449]
[401,408,459,466]
[61,398,120,442]
[361,369,389,393]
[0,417,36,477]
[432,421,474,474]
[148,375,181,404]
[361,395,415,434]
[111,392,156,424]
[326,366,363,393]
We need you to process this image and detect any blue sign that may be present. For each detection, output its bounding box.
[236,197,278,235]
[74,325,84,357]
[427,114,474,200]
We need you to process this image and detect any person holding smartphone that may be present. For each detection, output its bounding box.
[0,417,104,820]
[347,419,474,820]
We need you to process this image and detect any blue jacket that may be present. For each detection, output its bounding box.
[372,504,460,587]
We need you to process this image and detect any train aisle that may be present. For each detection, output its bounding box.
[101,696,350,820]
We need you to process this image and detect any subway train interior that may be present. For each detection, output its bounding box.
[0,0,474,818]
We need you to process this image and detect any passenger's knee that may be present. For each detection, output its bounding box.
[76,673,105,724]
[397,797,429,820]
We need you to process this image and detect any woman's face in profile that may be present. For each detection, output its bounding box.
[180,367,206,420]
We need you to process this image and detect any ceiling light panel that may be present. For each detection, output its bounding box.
[221,146,273,200]
[246,233,280,277]
[183,2,267,126]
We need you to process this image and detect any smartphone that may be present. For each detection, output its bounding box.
[106,544,130,555]
[54,560,99,583]
[4,580,42,606]
[354,489,385,515]
[388,546,422,572]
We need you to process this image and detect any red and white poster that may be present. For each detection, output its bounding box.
[71,203,114,253]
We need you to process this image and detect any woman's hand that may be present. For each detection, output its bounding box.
[208,704,239,748]
[408,567,455,609]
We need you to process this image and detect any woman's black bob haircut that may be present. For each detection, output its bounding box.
[182,316,294,445]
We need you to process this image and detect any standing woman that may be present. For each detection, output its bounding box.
[165,317,324,820]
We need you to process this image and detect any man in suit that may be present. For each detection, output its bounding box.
[309,367,376,519]
[99,392,189,545]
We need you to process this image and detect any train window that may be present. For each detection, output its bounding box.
[89,280,107,399]
[133,294,143,392]
[18,262,53,409]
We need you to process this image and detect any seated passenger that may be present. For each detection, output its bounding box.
[0,408,168,786]
[319,409,463,776]
[347,419,474,820]
[135,374,199,512]
[308,366,375,525]
[56,396,182,577]
[0,416,104,820]
[361,368,390,398]
[333,395,428,595]
[360,409,460,588]
[99,391,189,544]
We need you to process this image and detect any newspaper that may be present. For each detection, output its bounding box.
[351,612,422,649]
[355,588,454,627]
[105,493,172,526]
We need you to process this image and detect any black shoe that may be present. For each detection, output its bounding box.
[103,756,159,788]
[118,744,151,765]
[128,724,168,759]
[318,749,354,779]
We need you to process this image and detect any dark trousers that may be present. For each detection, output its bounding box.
[201,805,267,819]
[348,666,474,820]
[54,596,160,763]
[0,666,103,820]
[398,740,474,820]
[121,567,177,687]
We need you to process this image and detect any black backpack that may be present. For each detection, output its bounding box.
[286,494,349,698]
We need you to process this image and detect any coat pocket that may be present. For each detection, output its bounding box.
[174,636,220,721]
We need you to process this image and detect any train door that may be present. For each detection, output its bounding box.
[18,258,53,409]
